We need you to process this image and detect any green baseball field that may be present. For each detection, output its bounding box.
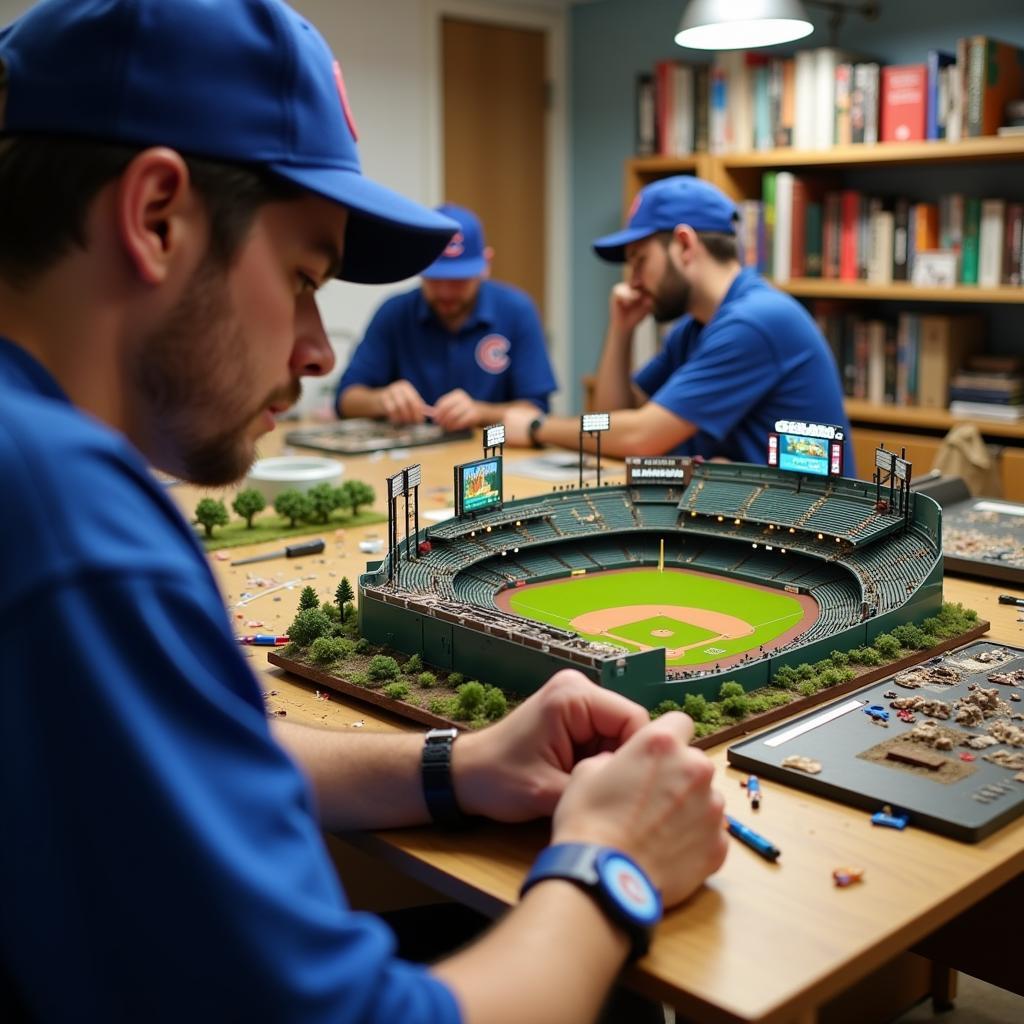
[505,568,813,667]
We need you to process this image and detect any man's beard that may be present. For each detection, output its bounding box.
[651,258,691,323]
[128,253,299,486]
[427,293,475,328]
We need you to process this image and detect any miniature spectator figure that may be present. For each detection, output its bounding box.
[0,3,726,1022]
[336,203,558,431]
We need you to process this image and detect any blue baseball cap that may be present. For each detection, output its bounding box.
[420,203,488,280]
[593,176,738,263]
[0,0,459,285]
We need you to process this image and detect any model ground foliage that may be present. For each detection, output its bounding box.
[282,592,980,738]
[195,482,386,551]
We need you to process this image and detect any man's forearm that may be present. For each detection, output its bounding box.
[473,398,539,426]
[271,720,430,830]
[592,322,638,411]
[337,384,383,419]
[533,409,677,458]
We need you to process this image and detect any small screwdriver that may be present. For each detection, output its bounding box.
[230,538,325,566]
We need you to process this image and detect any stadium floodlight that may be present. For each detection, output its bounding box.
[581,412,611,433]
[875,448,896,472]
[404,463,422,489]
[483,423,506,449]
[388,472,406,500]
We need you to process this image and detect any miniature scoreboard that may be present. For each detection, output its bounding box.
[767,420,845,477]
[728,641,1024,842]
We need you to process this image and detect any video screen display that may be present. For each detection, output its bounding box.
[777,433,830,476]
[459,457,503,514]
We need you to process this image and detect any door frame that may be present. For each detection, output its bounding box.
[423,0,571,414]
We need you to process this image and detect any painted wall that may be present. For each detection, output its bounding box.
[568,0,1024,410]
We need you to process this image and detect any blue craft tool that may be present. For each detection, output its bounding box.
[725,815,780,862]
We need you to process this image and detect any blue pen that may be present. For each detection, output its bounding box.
[237,634,290,646]
[725,815,780,862]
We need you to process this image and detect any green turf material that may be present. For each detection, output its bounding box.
[609,615,716,651]
[507,569,808,666]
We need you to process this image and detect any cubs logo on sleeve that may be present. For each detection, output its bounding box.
[476,334,511,374]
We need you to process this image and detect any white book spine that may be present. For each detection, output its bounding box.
[793,50,816,150]
[773,172,795,283]
[978,199,1006,287]
[868,210,894,284]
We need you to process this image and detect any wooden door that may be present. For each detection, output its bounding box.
[442,17,547,319]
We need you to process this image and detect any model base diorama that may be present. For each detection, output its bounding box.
[285,418,471,455]
[273,420,991,744]
[728,641,1024,842]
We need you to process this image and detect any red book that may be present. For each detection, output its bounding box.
[823,191,842,279]
[881,64,927,142]
[840,189,861,281]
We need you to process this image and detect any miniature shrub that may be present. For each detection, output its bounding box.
[829,650,850,667]
[817,667,844,687]
[417,671,437,689]
[682,693,708,722]
[288,608,333,647]
[857,647,884,666]
[404,654,424,673]
[721,693,750,718]
[367,655,400,681]
[455,681,486,718]
[795,663,815,681]
[428,696,458,717]
[481,686,508,721]
[320,603,341,622]
[718,681,744,700]
[693,721,718,739]
[383,682,410,700]
[701,704,724,727]
[745,695,773,714]
[873,634,901,659]
[447,672,465,687]
[347,671,369,687]
[309,636,349,665]
[772,665,799,689]
[353,638,372,654]
[797,680,819,697]
[763,690,795,709]
[651,700,682,719]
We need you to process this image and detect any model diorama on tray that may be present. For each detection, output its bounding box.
[272,418,988,741]
[285,418,471,455]
[728,641,1024,842]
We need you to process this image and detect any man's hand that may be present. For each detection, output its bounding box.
[452,670,651,823]
[378,379,432,424]
[550,711,728,908]
[609,282,653,336]
[432,388,480,431]
[502,403,538,447]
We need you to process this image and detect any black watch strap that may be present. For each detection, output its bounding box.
[527,414,546,448]
[421,728,467,827]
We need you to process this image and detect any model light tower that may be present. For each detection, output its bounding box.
[483,423,506,460]
[580,412,611,488]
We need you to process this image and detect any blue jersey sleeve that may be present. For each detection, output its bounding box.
[336,299,403,404]
[632,320,692,399]
[648,317,783,442]
[506,292,557,410]
[1,570,461,1024]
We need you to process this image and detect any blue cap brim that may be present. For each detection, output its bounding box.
[270,162,460,284]
[592,225,658,264]
[421,256,487,280]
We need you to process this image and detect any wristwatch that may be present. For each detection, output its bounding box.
[421,727,467,827]
[527,413,547,448]
[520,843,662,960]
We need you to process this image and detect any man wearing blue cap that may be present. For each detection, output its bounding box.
[336,202,557,431]
[505,176,854,473]
[0,3,726,1023]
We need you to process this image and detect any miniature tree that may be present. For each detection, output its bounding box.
[404,653,423,674]
[288,607,332,647]
[275,488,311,528]
[194,497,229,538]
[367,654,400,681]
[481,686,507,721]
[298,585,320,611]
[455,681,485,718]
[232,488,266,529]
[335,577,355,619]
[338,479,375,517]
[307,482,339,524]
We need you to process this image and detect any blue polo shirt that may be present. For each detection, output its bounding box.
[634,269,856,474]
[0,338,460,1023]
[337,279,557,411]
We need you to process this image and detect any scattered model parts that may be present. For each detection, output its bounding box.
[988,721,1024,747]
[963,734,1000,750]
[891,696,952,719]
[988,668,1024,686]
[894,664,961,689]
[832,867,864,887]
[871,806,909,830]
[782,755,822,774]
[864,704,890,723]
[982,750,1024,770]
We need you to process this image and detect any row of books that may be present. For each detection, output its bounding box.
[636,37,1024,157]
[738,176,1024,288]
[812,307,986,409]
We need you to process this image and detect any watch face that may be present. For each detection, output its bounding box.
[598,852,662,926]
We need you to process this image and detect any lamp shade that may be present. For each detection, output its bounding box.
[675,0,814,50]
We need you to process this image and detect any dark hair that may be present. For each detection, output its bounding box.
[652,227,739,265]
[0,135,305,288]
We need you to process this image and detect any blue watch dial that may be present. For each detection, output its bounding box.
[597,850,662,926]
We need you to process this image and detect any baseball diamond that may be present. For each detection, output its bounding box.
[500,568,815,667]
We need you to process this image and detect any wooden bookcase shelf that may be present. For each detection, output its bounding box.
[845,399,1024,440]
[778,280,1024,303]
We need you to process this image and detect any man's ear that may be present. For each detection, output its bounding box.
[672,224,698,264]
[115,148,197,285]
[482,245,495,280]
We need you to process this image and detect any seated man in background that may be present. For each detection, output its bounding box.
[504,176,855,474]
[336,202,557,431]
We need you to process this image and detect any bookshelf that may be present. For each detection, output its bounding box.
[620,140,1024,498]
